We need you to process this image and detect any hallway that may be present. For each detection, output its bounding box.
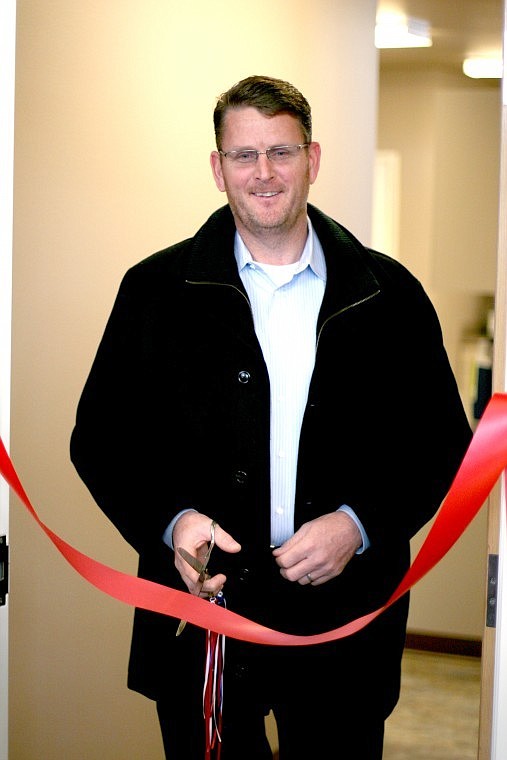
[383,649,481,759]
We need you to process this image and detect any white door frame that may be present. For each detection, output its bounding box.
[0,1,16,758]
[488,5,507,755]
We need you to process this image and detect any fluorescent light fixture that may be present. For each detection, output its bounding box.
[375,15,432,49]
[462,57,503,79]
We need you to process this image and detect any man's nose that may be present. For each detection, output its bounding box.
[255,153,275,180]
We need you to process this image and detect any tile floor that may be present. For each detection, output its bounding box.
[383,649,481,760]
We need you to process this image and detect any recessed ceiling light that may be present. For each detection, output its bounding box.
[375,14,432,49]
[462,57,503,79]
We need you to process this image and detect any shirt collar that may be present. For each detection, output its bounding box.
[234,217,327,282]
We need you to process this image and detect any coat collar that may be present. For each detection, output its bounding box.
[307,205,381,328]
[184,205,241,287]
[183,204,381,322]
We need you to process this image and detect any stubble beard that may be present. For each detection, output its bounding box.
[229,186,310,244]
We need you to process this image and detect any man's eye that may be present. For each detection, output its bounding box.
[236,151,256,162]
[270,148,292,160]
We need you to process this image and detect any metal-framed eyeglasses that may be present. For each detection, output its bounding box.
[219,143,309,164]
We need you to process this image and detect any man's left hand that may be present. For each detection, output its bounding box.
[272,511,362,586]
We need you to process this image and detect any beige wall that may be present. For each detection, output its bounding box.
[10,1,378,757]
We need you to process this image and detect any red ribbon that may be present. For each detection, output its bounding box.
[1,392,507,645]
[203,593,226,759]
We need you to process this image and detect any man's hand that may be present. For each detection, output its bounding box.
[172,511,241,596]
[272,511,362,586]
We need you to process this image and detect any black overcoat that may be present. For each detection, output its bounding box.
[70,204,472,716]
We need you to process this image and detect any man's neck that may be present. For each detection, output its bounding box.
[235,216,309,265]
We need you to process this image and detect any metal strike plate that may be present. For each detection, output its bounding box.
[0,535,8,605]
[486,554,499,628]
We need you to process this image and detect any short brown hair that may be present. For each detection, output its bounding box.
[213,75,312,150]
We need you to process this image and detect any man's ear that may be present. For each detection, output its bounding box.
[210,151,226,192]
[308,141,321,185]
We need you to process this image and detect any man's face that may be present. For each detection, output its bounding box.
[210,107,321,242]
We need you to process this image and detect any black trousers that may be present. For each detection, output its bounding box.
[157,697,384,759]
[152,555,404,759]
[156,635,385,760]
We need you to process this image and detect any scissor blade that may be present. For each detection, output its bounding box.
[175,535,216,637]
[177,546,207,579]
[175,547,209,637]
[175,618,187,637]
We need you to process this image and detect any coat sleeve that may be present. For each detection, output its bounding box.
[351,269,473,546]
[70,261,193,556]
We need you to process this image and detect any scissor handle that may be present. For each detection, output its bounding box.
[199,519,217,581]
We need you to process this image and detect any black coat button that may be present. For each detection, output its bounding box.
[233,470,248,485]
[238,370,251,384]
[232,663,249,679]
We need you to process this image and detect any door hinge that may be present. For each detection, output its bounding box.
[0,535,8,606]
[486,553,499,628]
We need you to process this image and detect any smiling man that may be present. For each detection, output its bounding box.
[71,75,472,759]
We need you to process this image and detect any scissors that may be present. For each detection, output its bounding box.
[175,519,216,636]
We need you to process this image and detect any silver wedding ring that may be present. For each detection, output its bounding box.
[306,573,313,583]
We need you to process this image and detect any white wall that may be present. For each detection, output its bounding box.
[0,4,16,759]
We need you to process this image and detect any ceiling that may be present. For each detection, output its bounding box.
[377,0,504,77]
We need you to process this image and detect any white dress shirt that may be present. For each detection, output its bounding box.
[235,220,369,550]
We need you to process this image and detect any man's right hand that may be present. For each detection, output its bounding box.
[173,511,241,596]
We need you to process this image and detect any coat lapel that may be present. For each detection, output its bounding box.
[181,203,382,348]
[308,205,381,331]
